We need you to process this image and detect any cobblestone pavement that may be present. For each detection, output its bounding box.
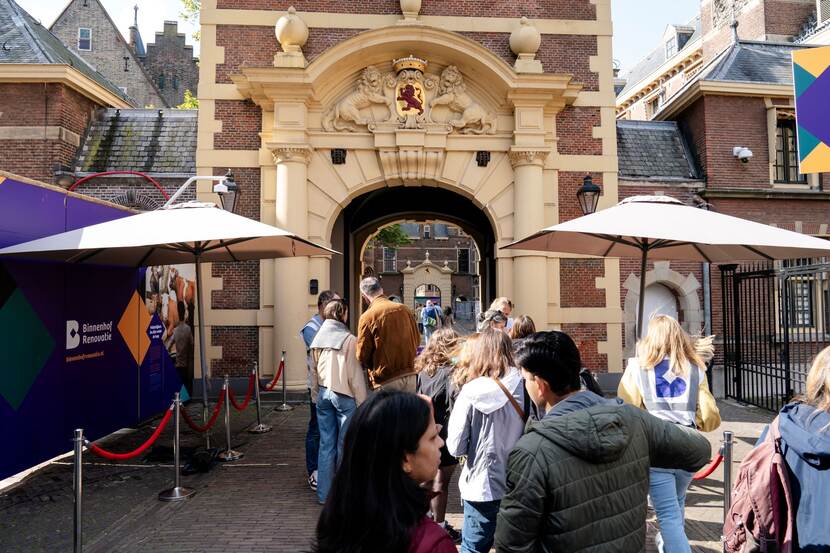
[1,397,773,552]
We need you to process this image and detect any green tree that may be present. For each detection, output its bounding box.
[181,0,201,41]
[176,89,199,109]
[375,224,412,248]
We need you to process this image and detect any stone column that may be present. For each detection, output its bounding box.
[510,148,549,328]
[272,145,312,387]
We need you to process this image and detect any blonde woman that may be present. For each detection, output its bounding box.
[618,315,720,553]
[774,346,830,550]
[447,329,526,553]
[415,328,461,542]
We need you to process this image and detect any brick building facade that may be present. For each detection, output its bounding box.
[50,0,166,108]
[143,21,200,108]
[196,0,621,383]
[617,0,830,394]
[0,0,131,183]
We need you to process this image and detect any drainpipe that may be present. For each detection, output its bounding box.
[703,263,712,336]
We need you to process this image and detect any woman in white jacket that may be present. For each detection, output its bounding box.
[447,328,527,553]
[310,299,370,504]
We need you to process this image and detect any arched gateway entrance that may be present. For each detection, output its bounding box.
[221,23,611,387]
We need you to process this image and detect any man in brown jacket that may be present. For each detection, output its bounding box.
[356,276,420,392]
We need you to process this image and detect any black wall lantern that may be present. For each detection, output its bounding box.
[576,174,601,215]
[476,151,490,167]
[214,169,239,214]
[331,149,347,165]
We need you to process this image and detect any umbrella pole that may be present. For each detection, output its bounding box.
[636,243,648,341]
[195,254,211,448]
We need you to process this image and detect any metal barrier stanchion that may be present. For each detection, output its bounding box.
[722,430,734,523]
[217,376,243,461]
[203,403,211,450]
[159,393,196,501]
[73,429,84,553]
[275,350,293,412]
[249,362,272,434]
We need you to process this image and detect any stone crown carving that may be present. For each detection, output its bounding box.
[322,62,496,135]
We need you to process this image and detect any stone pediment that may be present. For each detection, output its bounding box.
[321,58,496,135]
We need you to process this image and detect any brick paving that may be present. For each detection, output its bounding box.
[0,397,773,552]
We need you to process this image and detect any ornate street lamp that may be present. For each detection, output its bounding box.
[576,174,601,215]
[212,170,239,214]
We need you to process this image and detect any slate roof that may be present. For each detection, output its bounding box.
[0,0,132,104]
[619,16,701,97]
[74,109,196,175]
[617,120,701,181]
[701,40,806,85]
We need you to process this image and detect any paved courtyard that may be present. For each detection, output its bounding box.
[0,396,773,552]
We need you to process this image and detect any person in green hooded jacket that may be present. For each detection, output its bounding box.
[495,331,711,553]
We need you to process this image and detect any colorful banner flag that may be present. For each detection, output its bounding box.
[793,45,830,173]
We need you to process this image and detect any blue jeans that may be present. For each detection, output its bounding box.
[461,499,501,553]
[316,386,356,503]
[305,389,319,476]
[424,325,436,342]
[650,468,693,553]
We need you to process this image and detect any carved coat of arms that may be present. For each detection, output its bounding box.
[321,55,496,134]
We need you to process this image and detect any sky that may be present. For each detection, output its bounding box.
[16,0,200,56]
[16,0,701,77]
[611,0,700,75]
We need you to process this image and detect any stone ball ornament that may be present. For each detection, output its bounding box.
[509,17,541,56]
[275,6,309,51]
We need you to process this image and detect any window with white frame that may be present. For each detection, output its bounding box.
[665,37,677,58]
[78,28,91,51]
[774,118,807,184]
[383,247,397,273]
[423,224,431,239]
[457,248,470,273]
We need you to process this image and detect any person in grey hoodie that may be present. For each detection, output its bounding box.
[495,331,712,552]
[447,328,527,553]
[775,345,830,551]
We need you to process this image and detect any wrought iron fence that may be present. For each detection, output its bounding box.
[721,260,830,411]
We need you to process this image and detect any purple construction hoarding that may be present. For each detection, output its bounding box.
[0,174,182,480]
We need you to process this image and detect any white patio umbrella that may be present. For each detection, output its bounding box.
[0,202,337,411]
[506,195,830,338]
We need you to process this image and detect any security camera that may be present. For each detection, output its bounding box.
[733,147,753,163]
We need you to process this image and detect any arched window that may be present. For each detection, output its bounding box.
[172,76,179,90]
[158,74,165,90]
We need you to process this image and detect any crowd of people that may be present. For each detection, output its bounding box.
[299,276,830,553]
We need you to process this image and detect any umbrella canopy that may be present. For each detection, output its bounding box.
[0,202,338,418]
[506,195,830,338]
[508,196,830,262]
[0,202,337,265]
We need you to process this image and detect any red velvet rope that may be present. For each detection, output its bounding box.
[180,392,225,433]
[260,359,284,391]
[228,372,255,411]
[692,454,724,481]
[87,407,174,460]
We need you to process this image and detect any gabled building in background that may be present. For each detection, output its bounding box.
[0,0,131,183]
[142,20,199,109]
[49,0,166,108]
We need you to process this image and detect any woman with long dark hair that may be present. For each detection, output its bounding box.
[314,390,457,553]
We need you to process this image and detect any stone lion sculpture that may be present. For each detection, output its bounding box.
[322,66,393,132]
[429,65,495,134]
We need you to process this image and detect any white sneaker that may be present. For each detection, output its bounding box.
[308,470,318,491]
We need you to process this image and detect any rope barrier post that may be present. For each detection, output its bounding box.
[249,362,272,434]
[722,430,734,524]
[159,393,196,501]
[218,376,243,462]
[73,429,84,553]
[275,351,293,412]
[203,403,211,451]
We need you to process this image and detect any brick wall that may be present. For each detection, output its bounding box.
[50,0,165,107]
[215,0,595,19]
[0,83,99,182]
[557,107,602,155]
[211,326,259,376]
[765,0,816,37]
[562,323,608,371]
[560,259,605,308]
[69,176,188,207]
[676,97,707,176]
[215,101,263,150]
[143,21,199,107]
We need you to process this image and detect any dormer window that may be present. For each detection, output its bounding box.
[665,37,677,58]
